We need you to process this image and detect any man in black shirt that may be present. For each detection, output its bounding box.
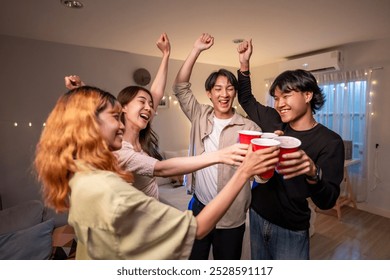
[236,40,344,259]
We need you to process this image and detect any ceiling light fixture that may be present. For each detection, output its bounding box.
[60,0,84,9]
[232,39,244,44]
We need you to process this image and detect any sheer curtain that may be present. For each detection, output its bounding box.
[313,70,370,202]
[265,69,372,202]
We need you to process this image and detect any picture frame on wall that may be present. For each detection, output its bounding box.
[158,95,169,109]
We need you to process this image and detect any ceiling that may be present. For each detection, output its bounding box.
[1,0,390,67]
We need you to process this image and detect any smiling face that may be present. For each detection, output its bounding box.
[97,101,124,151]
[273,86,313,127]
[122,90,154,132]
[207,75,236,119]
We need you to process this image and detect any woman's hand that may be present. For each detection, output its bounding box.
[239,145,280,178]
[156,32,170,56]
[217,143,249,166]
[64,75,85,90]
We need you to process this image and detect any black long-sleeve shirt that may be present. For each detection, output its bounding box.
[237,70,344,231]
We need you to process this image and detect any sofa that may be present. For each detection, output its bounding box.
[0,199,55,259]
[0,196,77,260]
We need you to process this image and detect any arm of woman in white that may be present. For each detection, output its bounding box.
[153,143,248,177]
[195,145,279,239]
[150,32,170,112]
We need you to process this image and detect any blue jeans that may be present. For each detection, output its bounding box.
[249,208,309,260]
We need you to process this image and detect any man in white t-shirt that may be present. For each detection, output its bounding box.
[172,33,261,259]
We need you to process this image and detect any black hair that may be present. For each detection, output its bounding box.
[269,69,325,113]
[205,69,238,91]
[117,86,163,161]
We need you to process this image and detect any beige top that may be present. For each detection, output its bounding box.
[68,164,197,260]
[173,82,261,229]
[114,141,159,199]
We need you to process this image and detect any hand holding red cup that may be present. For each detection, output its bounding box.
[274,136,302,172]
[251,138,280,179]
[238,130,262,145]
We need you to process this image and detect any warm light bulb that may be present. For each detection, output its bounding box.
[29,122,32,127]
[14,122,18,127]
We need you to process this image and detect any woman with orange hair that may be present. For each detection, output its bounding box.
[34,86,279,259]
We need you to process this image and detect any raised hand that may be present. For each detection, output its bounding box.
[156,32,170,56]
[237,39,253,71]
[64,75,85,90]
[194,33,214,52]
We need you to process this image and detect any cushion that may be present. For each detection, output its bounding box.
[155,176,172,186]
[0,218,55,260]
[163,150,188,186]
[0,200,44,235]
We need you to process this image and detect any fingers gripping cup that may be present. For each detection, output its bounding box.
[238,130,262,144]
[274,136,301,172]
[251,138,280,179]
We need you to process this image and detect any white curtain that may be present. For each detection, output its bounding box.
[313,70,370,202]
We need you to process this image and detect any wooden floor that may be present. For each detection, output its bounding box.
[159,185,390,260]
[310,206,390,260]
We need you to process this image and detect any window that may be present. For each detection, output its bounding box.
[315,79,367,161]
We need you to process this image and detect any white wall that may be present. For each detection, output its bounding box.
[1,34,389,220]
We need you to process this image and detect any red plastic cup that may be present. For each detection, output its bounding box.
[251,138,281,179]
[274,136,301,171]
[238,130,262,144]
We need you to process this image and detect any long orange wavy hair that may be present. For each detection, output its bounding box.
[34,86,133,213]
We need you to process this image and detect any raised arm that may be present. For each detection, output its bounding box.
[174,33,214,85]
[153,143,249,177]
[195,145,280,239]
[150,32,170,112]
[236,40,284,132]
[237,38,252,72]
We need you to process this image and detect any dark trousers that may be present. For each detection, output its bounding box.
[189,195,245,260]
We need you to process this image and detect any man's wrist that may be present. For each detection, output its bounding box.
[239,70,250,77]
[305,165,322,183]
